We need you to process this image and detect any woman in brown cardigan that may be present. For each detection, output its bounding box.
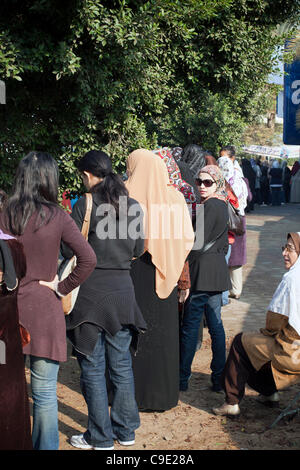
[0,152,96,449]
[213,232,300,416]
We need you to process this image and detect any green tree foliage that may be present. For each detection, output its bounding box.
[0,0,299,193]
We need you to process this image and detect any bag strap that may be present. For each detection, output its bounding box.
[199,226,227,254]
[81,193,93,240]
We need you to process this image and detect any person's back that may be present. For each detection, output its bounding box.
[269,167,283,186]
[65,194,144,269]
[64,149,146,451]
[0,151,96,450]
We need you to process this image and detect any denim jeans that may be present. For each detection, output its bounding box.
[27,356,60,450]
[76,327,140,448]
[180,291,226,390]
[222,244,232,306]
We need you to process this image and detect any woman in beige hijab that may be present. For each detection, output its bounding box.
[126,149,194,411]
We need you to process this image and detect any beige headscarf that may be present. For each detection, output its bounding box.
[126,149,194,299]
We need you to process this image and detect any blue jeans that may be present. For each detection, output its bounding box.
[180,291,226,390]
[27,356,60,450]
[222,244,232,306]
[76,327,140,448]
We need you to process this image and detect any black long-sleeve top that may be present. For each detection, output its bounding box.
[61,194,144,268]
[188,198,231,293]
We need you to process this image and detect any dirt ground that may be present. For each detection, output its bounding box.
[25,203,300,451]
[25,336,300,452]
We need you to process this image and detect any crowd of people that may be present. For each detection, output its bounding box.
[0,145,300,450]
[240,156,300,208]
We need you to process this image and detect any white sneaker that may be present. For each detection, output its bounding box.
[118,439,135,446]
[212,402,240,416]
[70,434,114,450]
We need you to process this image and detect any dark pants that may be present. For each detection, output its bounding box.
[271,187,282,206]
[222,333,277,405]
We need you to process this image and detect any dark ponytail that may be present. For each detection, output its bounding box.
[77,150,128,216]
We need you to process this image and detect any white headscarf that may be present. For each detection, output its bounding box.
[268,232,300,336]
[218,156,248,216]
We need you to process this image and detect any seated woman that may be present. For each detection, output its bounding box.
[0,230,32,450]
[213,232,300,416]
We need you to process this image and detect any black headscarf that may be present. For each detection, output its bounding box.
[241,159,256,186]
[181,144,206,177]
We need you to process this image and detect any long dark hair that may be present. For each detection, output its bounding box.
[5,151,59,235]
[77,150,128,216]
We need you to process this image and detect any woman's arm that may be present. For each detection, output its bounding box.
[60,197,86,260]
[177,261,190,303]
[56,211,96,296]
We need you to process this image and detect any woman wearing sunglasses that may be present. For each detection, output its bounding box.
[180,165,231,392]
[213,232,300,416]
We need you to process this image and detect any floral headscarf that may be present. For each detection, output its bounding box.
[153,148,196,203]
[218,156,248,215]
[198,165,227,203]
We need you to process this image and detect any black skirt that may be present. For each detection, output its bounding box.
[66,269,147,356]
[130,252,179,411]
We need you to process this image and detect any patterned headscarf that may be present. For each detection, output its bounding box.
[218,156,248,215]
[198,165,227,203]
[153,148,196,203]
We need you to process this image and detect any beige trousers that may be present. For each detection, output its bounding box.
[229,266,243,297]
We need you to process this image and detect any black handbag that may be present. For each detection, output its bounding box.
[228,202,245,236]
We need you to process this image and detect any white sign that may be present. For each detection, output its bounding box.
[242,145,299,159]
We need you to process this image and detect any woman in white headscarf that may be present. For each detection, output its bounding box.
[218,156,248,299]
[213,232,300,416]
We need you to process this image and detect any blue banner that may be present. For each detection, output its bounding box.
[283,53,300,145]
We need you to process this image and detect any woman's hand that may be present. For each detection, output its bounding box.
[178,289,189,304]
[39,275,59,292]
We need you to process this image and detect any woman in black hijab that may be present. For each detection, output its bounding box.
[177,144,206,203]
[241,159,256,212]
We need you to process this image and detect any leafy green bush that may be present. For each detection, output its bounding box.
[0,0,299,195]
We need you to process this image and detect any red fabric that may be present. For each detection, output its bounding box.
[0,240,32,450]
[226,187,238,244]
[62,191,72,214]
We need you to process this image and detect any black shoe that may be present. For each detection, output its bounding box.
[180,383,188,392]
[211,384,223,393]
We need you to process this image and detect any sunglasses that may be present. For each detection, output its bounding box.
[195,178,215,188]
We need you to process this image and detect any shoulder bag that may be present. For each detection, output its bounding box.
[228,202,245,236]
[58,193,93,315]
